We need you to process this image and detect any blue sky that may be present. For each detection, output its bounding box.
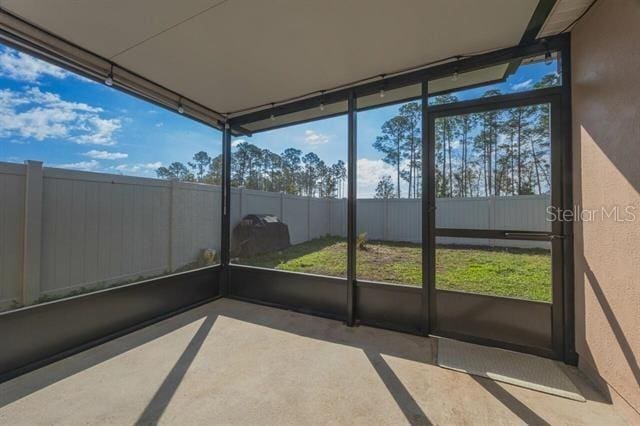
[243,56,558,197]
[0,42,557,196]
[0,44,221,176]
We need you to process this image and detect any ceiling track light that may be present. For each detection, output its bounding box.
[270,103,277,121]
[177,98,184,114]
[451,61,460,82]
[104,64,114,86]
[319,91,326,111]
[379,74,386,98]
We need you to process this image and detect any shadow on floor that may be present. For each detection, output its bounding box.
[1,298,608,424]
[471,376,551,426]
[135,315,217,425]
[0,307,216,408]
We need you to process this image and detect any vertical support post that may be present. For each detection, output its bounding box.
[346,91,357,326]
[560,36,576,364]
[220,123,232,295]
[22,160,43,305]
[421,82,435,335]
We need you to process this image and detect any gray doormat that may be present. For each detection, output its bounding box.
[437,338,585,402]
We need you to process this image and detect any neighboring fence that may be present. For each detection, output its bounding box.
[0,161,221,310]
[231,189,550,245]
[0,161,550,310]
[230,188,346,245]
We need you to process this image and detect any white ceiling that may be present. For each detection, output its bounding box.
[0,0,541,116]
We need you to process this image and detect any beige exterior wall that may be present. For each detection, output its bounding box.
[571,0,640,419]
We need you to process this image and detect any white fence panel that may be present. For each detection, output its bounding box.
[310,198,331,239]
[40,168,172,295]
[0,159,551,310]
[388,200,422,243]
[172,182,221,268]
[0,163,26,308]
[283,196,310,244]
[494,195,550,232]
[436,197,491,229]
[357,200,385,240]
[329,199,347,237]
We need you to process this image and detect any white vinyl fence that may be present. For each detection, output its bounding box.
[0,161,550,310]
[0,161,221,310]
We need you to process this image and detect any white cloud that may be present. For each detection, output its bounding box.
[303,130,330,145]
[357,158,396,184]
[511,79,533,91]
[113,162,162,174]
[231,139,245,147]
[0,48,71,82]
[74,116,121,145]
[83,150,128,160]
[357,158,396,198]
[0,86,121,145]
[54,160,100,171]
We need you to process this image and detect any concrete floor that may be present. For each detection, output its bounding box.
[0,299,628,425]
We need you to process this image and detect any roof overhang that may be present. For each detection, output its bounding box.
[0,0,588,132]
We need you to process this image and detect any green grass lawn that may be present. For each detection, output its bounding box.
[235,237,551,302]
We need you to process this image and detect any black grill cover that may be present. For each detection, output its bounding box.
[231,214,291,258]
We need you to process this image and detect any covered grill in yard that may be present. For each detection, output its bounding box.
[231,214,290,258]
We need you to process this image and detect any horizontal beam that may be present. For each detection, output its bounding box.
[426,86,561,116]
[436,228,554,241]
[230,33,569,126]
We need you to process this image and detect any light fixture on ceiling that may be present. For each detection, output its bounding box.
[104,64,114,86]
[379,74,386,98]
[177,97,184,114]
[270,103,277,121]
[451,71,459,82]
[379,89,385,99]
[319,91,326,111]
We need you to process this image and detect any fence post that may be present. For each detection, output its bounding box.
[168,180,177,271]
[383,198,389,240]
[22,160,43,305]
[327,198,332,236]
[488,196,496,247]
[307,196,312,241]
[239,187,245,218]
[280,191,285,222]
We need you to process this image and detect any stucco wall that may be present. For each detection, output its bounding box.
[571,0,640,418]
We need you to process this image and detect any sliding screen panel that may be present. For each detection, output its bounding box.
[0,42,222,313]
[355,100,422,286]
[229,110,348,279]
